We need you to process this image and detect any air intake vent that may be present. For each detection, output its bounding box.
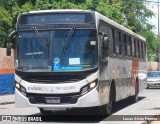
[24,75,84,84]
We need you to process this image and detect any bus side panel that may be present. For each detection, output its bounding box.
[98,56,111,106]
[138,61,147,93]
[98,56,134,105]
[114,58,133,101]
[107,57,134,101]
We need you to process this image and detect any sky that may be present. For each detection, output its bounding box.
[145,0,160,34]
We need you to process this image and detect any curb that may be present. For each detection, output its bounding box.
[0,101,15,105]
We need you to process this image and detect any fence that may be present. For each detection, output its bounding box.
[0,48,14,94]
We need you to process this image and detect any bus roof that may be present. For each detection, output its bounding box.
[23,9,94,14]
[20,9,146,42]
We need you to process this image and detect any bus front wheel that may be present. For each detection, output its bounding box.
[101,84,115,115]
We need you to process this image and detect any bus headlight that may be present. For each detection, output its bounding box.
[15,82,27,96]
[81,81,97,95]
[89,82,96,89]
[16,83,20,89]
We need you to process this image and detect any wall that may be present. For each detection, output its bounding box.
[147,62,159,71]
[0,48,14,94]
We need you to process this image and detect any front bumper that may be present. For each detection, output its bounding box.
[15,87,101,110]
[147,82,160,87]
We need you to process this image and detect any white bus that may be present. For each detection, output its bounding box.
[7,10,147,115]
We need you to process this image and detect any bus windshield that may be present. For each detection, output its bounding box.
[16,29,98,72]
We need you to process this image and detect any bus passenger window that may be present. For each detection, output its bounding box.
[128,36,132,57]
[134,39,137,58]
[139,41,142,59]
[143,43,146,60]
[115,30,120,55]
[132,37,135,58]
[127,36,131,57]
[134,39,140,58]
[123,34,127,57]
[137,40,140,58]
[112,29,116,55]
[141,42,144,59]
[119,31,122,56]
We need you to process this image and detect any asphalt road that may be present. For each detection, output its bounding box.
[1,89,160,124]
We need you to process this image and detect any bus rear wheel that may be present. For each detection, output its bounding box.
[130,81,139,103]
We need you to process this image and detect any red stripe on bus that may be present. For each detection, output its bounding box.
[131,60,139,87]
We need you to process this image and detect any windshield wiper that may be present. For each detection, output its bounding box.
[63,26,76,53]
[33,27,48,47]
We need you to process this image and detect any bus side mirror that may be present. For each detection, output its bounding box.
[6,43,12,56]
[6,30,16,56]
[102,36,109,49]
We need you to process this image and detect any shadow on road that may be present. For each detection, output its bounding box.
[29,109,107,123]
[28,96,145,122]
[112,96,145,114]
[146,88,160,90]
[152,107,160,110]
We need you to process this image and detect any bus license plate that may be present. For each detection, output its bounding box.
[46,97,60,104]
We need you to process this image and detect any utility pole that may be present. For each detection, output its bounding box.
[157,0,160,70]
[144,0,160,69]
[158,0,159,34]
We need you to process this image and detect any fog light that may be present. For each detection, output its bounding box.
[81,86,89,95]
[16,83,20,89]
[90,82,96,89]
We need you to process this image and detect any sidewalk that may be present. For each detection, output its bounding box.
[0,94,15,105]
[146,116,160,124]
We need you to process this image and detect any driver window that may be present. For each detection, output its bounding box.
[99,20,110,59]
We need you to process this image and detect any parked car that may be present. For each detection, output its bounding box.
[147,71,160,88]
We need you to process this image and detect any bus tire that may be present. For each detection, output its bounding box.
[39,108,52,115]
[130,80,139,103]
[101,84,115,115]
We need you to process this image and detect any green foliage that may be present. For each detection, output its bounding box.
[0,0,158,61]
[0,7,12,47]
[148,34,160,61]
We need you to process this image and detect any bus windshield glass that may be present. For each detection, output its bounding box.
[16,29,98,71]
[148,72,160,78]
[16,31,49,71]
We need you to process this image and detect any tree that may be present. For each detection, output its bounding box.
[0,7,12,47]
[0,0,158,62]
